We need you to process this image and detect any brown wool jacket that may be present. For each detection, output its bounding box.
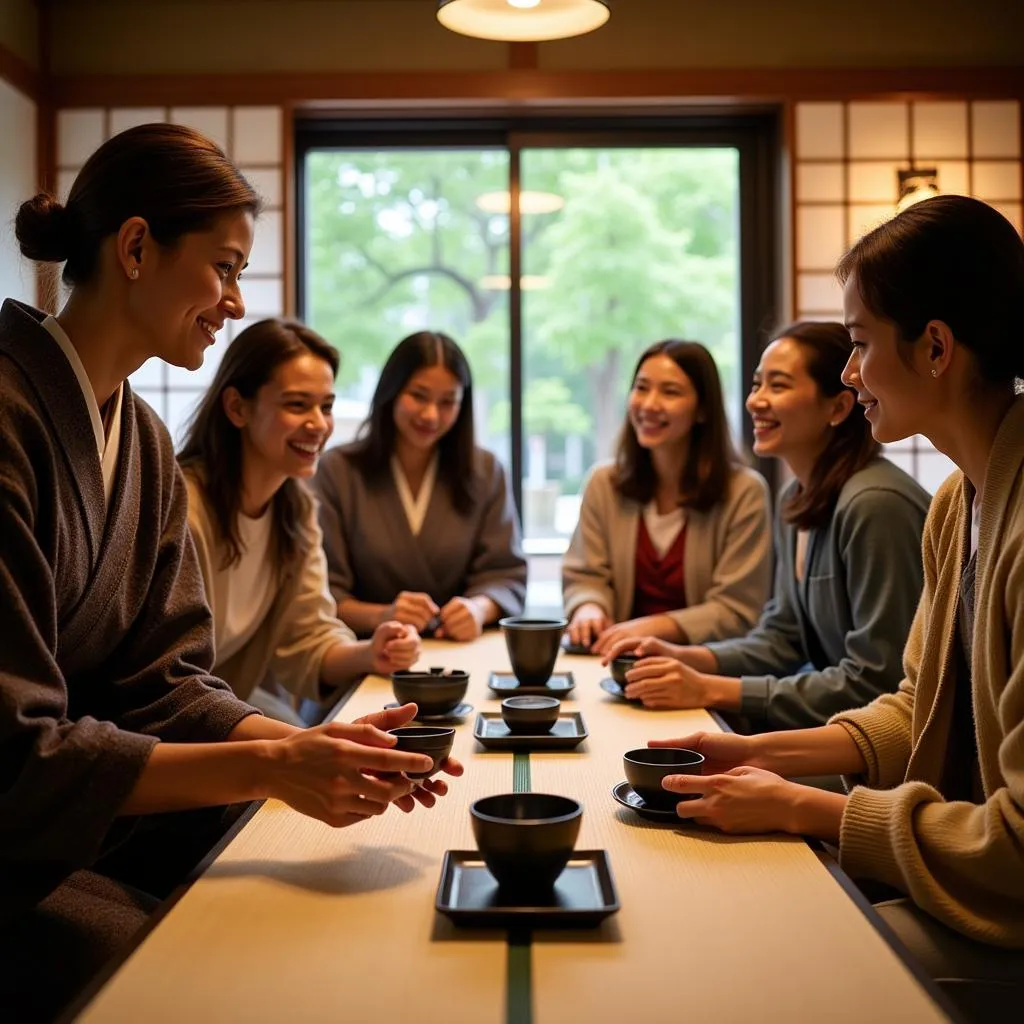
[0,299,258,918]
[832,397,1024,947]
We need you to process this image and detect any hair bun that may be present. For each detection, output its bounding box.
[15,192,75,263]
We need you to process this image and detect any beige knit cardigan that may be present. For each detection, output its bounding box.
[832,397,1024,947]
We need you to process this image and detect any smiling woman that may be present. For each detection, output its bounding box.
[0,126,462,1021]
[608,322,931,730]
[562,338,772,656]
[178,318,424,721]
[314,329,528,642]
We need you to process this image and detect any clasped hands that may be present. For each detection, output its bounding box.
[387,591,485,642]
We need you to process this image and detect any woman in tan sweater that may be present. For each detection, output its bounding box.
[563,339,772,655]
[650,195,1024,1018]
[179,318,422,724]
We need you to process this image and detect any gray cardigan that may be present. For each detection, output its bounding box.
[706,457,931,729]
[313,444,527,631]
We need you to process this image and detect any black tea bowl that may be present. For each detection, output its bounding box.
[610,652,641,687]
[500,695,561,734]
[499,617,568,687]
[391,670,469,717]
[623,747,704,810]
[471,793,582,895]
[387,726,455,779]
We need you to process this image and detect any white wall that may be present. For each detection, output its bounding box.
[0,78,36,304]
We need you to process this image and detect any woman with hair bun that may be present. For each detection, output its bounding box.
[0,124,458,1019]
[648,197,1024,1018]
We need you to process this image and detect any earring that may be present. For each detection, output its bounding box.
[129,267,139,280]
[931,368,937,378]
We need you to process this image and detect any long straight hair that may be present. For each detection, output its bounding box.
[347,330,477,514]
[178,318,339,572]
[775,321,880,530]
[613,339,738,512]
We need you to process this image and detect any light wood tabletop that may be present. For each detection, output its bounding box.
[76,632,951,1023]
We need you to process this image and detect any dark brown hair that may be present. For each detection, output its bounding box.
[178,318,339,572]
[613,339,738,512]
[15,122,261,287]
[836,194,1024,387]
[347,330,477,515]
[771,321,880,530]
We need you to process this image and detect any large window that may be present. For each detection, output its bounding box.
[297,117,779,613]
[303,147,511,464]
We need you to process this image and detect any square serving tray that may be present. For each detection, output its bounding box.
[487,671,576,697]
[435,850,620,928]
[473,712,588,751]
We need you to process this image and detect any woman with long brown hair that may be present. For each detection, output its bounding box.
[314,330,526,641]
[178,318,422,723]
[605,321,930,728]
[563,339,772,655]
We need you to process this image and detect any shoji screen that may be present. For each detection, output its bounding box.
[54,104,286,443]
[793,99,1022,492]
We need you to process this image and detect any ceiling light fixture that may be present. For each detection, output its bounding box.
[896,167,940,214]
[481,274,552,290]
[475,190,565,215]
[437,0,610,43]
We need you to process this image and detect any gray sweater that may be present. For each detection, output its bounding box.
[0,299,258,919]
[706,458,931,729]
[314,444,527,631]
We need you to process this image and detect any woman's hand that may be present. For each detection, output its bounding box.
[664,767,803,834]
[386,591,440,632]
[601,635,681,665]
[591,614,677,656]
[665,767,847,841]
[435,596,485,641]
[622,657,713,709]
[356,703,465,813]
[369,621,421,674]
[264,720,432,828]
[567,603,611,649]
[649,730,767,774]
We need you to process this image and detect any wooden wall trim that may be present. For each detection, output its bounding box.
[508,43,539,72]
[49,66,1024,109]
[0,41,41,101]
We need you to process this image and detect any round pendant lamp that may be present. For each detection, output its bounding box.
[437,0,611,42]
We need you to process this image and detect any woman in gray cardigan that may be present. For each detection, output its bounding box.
[604,321,931,729]
[315,331,527,641]
[563,339,773,655]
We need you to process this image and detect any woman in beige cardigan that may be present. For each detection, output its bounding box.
[563,339,772,656]
[179,319,423,724]
[650,196,1024,1018]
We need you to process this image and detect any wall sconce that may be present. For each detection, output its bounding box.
[437,0,610,42]
[896,168,940,214]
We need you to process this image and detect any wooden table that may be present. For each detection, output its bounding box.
[76,633,952,1023]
